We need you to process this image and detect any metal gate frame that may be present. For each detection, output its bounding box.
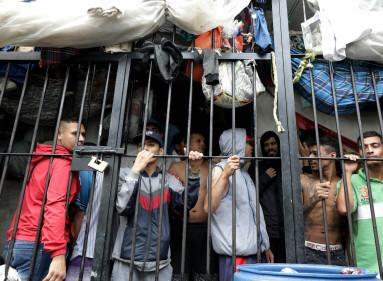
[0,0,306,280]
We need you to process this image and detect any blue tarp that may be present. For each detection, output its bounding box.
[0,46,32,84]
[291,49,383,115]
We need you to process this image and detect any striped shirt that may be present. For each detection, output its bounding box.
[71,172,104,260]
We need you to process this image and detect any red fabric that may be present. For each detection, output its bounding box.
[185,27,244,82]
[296,112,357,150]
[235,257,248,271]
[7,144,79,257]
[139,189,171,211]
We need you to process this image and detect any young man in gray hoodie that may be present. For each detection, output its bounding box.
[111,131,203,281]
[205,128,273,281]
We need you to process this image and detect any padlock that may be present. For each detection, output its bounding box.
[88,156,109,172]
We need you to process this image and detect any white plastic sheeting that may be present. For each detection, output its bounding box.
[0,0,249,48]
[302,0,383,63]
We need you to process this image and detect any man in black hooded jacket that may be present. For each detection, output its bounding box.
[249,131,285,262]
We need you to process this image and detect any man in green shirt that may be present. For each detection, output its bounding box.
[337,131,383,273]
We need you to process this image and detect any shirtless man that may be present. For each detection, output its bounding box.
[169,132,217,281]
[301,135,346,265]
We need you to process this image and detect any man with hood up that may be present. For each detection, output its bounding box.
[205,128,273,281]
[5,116,85,281]
[248,131,285,262]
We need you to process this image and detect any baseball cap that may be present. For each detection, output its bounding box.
[133,131,164,147]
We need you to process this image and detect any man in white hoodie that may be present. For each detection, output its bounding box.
[205,128,273,281]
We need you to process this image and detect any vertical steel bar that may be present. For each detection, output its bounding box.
[91,55,131,281]
[180,58,194,279]
[128,61,153,281]
[72,63,93,281]
[92,57,131,281]
[0,62,11,105]
[98,63,112,147]
[231,37,237,276]
[102,58,131,281]
[302,0,330,263]
[155,80,173,281]
[328,61,356,265]
[78,63,111,280]
[28,66,71,281]
[206,32,215,276]
[272,0,305,263]
[206,83,214,276]
[78,170,97,281]
[0,63,31,196]
[307,58,331,264]
[371,70,383,137]
[4,66,49,279]
[253,63,262,263]
[302,0,330,257]
[350,63,383,278]
[155,25,176,281]
[249,3,261,264]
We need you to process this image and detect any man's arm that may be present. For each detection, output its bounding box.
[72,171,92,240]
[116,150,155,215]
[258,167,277,194]
[169,171,200,211]
[42,160,74,281]
[204,155,240,213]
[337,154,358,215]
[170,151,203,211]
[115,169,139,216]
[301,174,330,214]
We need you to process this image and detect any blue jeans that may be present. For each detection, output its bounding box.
[4,240,51,281]
[305,247,347,266]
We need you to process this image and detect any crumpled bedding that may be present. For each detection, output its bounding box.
[302,0,383,63]
[0,0,249,48]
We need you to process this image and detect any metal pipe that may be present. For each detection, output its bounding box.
[155,79,173,281]
[231,35,237,276]
[0,64,31,196]
[4,66,49,280]
[350,62,383,278]
[328,61,356,265]
[307,58,331,264]
[129,61,153,281]
[0,62,11,105]
[28,66,71,281]
[180,51,194,279]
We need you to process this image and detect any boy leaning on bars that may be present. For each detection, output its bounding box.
[111,130,203,280]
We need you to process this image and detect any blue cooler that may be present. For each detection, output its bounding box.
[234,264,379,281]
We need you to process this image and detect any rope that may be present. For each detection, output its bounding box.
[292,49,315,83]
[271,51,285,133]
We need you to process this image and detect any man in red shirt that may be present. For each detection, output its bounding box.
[5,116,85,281]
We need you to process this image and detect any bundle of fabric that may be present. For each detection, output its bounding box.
[0,0,250,48]
[302,0,383,63]
[291,49,383,115]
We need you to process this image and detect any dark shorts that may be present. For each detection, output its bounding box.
[218,254,266,281]
[170,222,218,281]
[305,247,347,266]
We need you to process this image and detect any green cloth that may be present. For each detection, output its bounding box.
[337,169,383,273]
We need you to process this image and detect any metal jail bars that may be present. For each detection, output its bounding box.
[0,11,295,281]
[0,0,381,281]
